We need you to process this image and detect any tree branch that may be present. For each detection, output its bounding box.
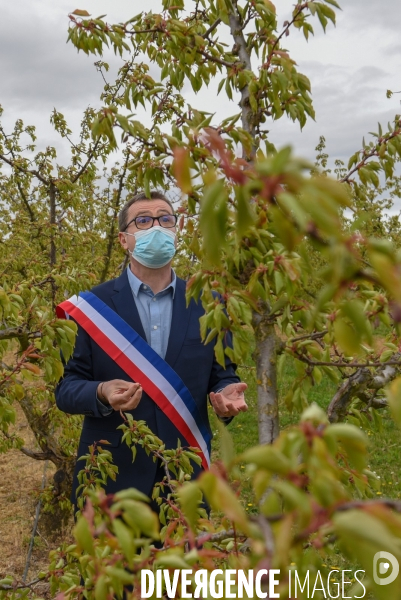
[1,430,54,461]
[0,153,49,185]
[340,125,401,184]
[0,327,41,342]
[293,350,401,370]
[198,49,238,68]
[0,577,44,592]
[202,18,222,39]
[263,3,308,71]
[327,362,398,422]
[290,330,328,343]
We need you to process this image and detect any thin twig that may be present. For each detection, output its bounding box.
[199,49,239,68]
[202,18,221,39]
[340,126,401,184]
[263,3,308,71]
[290,330,328,343]
[293,351,401,369]
[0,577,45,592]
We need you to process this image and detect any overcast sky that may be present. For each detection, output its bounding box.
[0,0,400,172]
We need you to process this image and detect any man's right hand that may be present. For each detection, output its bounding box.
[98,380,142,411]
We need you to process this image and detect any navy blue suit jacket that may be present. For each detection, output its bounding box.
[55,271,240,500]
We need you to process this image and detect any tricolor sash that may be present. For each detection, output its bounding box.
[56,291,211,469]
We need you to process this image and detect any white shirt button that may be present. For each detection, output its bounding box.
[153,325,158,330]
[143,285,147,290]
[152,297,157,301]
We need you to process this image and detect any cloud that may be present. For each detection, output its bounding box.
[0,0,136,161]
[339,0,400,32]
[0,0,398,175]
[266,54,400,165]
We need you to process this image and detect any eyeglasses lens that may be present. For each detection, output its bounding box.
[135,215,176,229]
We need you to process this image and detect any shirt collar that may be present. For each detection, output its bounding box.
[127,266,176,298]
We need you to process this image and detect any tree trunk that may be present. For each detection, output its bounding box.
[252,308,280,444]
[49,181,56,268]
[18,390,75,533]
[100,154,130,283]
[228,10,257,159]
[227,4,277,442]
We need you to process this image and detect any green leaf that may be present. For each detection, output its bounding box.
[116,499,160,539]
[333,318,361,356]
[94,575,108,600]
[385,377,401,430]
[177,482,203,531]
[113,519,136,567]
[217,419,236,467]
[324,423,367,470]
[199,179,228,265]
[240,445,292,475]
[341,300,372,344]
[235,187,255,239]
[74,516,95,556]
[154,553,190,569]
[114,488,150,503]
[214,335,225,366]
[72,9,91,16]
[199,471,253,535]
[173,147,192,194]
[333,510,401,600]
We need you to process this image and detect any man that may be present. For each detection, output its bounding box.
[56,191,247,502]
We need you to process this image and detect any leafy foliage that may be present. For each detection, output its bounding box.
[4,407,401,599]
[0,103,138,511]
[2,0,401,597]
[64,0,401,440]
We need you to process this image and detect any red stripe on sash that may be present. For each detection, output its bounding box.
[58,300,208,469]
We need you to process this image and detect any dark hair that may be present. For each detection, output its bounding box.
[118,191,174,232]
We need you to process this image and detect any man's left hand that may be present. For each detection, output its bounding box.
[209,382,248,418]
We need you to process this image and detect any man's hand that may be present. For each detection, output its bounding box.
[209,382,248,418]
[98,379,142,411]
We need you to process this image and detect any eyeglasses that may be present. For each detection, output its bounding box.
[125,214,178,231]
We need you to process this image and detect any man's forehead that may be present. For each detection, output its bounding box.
[128,199,172,217]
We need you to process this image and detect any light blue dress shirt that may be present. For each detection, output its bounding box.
[97,268,176,414]
[126,267,176,359]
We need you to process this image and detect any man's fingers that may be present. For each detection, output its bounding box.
[113,379,136,391]
[102,379,139,403]
[210,393,227,414]
[234,382,248,393]
[210,390,248,417]
[118,396,141,411]
[109,384,142,410]
[211,394,235,417]
[115,383,141,400]
[223,382,248,396]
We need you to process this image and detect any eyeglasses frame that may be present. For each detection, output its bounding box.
[124,214,178,231]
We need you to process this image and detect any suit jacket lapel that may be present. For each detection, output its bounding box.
[165,277,191,367]
[110,270,147,341]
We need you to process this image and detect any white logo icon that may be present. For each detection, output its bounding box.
[373,551,399,585]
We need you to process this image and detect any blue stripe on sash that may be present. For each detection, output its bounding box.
[80,291,212,446]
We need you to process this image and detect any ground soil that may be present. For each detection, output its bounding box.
[0,403,73,593]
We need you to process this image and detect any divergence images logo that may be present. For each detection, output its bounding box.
[373,551,399,586]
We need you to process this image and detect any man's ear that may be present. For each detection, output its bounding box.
[118,231,129,251]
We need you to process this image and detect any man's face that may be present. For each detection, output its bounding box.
[118,199,176,255]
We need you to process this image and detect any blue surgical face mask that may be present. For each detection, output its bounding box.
[125,226,176,269]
